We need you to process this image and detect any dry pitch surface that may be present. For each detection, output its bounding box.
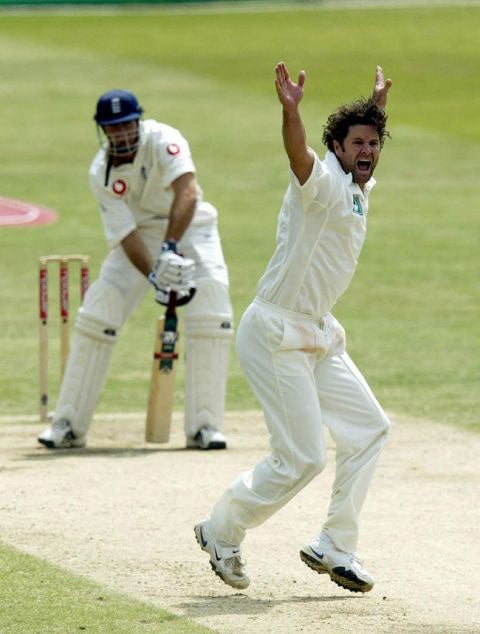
[1,411,478,633]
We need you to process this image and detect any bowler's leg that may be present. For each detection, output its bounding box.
[208,304,327,546]
[315,352,390,553]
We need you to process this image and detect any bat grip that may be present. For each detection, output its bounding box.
[166,290,177,317]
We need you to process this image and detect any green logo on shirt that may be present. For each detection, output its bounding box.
[352,195,364,216]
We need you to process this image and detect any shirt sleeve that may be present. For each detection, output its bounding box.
[156,128,196,188]
[289,151,333,212]
[89,171,137,249]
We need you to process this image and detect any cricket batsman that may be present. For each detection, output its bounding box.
[38,89,233,450]
[194,63,393,592]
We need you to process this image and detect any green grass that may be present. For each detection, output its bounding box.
[0,542,211,633]
[0,4,478,427]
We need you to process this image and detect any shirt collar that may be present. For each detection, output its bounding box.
[325,150,376,193]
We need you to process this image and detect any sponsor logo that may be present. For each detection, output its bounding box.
[141,166,148,180]
[60,267,69,317]
[111,97,121,114]
[352,195,364,216]
[0,197,57,227]
[112,179,127,196]
[39,268,48,319]
[310,547,324,560]
[167,143,180,156]
[161,332,177,345]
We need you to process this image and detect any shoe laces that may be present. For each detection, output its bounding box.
[224,554,247,574]
[348,553,364,568]
[221,545,246,571]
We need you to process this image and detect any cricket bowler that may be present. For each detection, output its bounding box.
[195,63,393,592]
[38,89,233,450]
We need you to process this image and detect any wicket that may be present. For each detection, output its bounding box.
[39,255,90,422]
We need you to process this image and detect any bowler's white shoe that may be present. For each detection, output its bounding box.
[194,520,249,590]
[38,419,86,449]
[187,425,227,450]
[300,531,374,593]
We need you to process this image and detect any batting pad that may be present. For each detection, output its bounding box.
[184,314,233,438]
[182,278,233,437]
[53,281,123,437]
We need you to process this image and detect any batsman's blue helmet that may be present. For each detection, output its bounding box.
[94,89,143,126]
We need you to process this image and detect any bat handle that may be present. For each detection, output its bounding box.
[166,290,177,317]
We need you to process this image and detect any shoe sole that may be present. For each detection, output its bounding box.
[299,550,373,593]
[194,524,249,590]
[187,441,227,450]
[37,438,86,449]
[38,438,56,449]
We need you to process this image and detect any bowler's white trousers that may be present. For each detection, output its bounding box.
[209,298,390,553]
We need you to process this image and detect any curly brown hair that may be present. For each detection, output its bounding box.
[322,98,389,151]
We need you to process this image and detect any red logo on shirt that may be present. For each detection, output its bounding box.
[167,143,180,156]
[112,179,127,196]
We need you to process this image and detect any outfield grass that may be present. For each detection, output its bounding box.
[0,4,478,427]
[0,543,211,633]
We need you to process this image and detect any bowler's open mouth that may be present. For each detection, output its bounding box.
[357,159,372,173]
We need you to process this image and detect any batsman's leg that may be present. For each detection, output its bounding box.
[38,280,123,448]
[179,218,233,449]
[183,280,233,450]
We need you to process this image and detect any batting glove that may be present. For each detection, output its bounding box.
[152,285,196,306]
[148,240,196,306]
[150,240,195,289]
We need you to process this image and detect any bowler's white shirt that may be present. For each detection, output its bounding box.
[256,150,376,319]
[89,119,217,248]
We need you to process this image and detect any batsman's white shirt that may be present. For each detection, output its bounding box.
[209,150,390,554]
[89,119,217,249]
[87,117,229,299]
[257,150,375,319]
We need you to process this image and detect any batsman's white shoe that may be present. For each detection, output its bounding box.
[38,419,86,449]
[300,531,374,593]
[194,520,249,590]
[187,425,227,450]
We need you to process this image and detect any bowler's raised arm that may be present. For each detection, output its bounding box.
[275,62,314,185]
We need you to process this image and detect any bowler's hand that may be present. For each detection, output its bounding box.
[275,62,306,111]
[372,65,392,110]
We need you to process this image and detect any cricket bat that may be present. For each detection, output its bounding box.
[145,291,179,443]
